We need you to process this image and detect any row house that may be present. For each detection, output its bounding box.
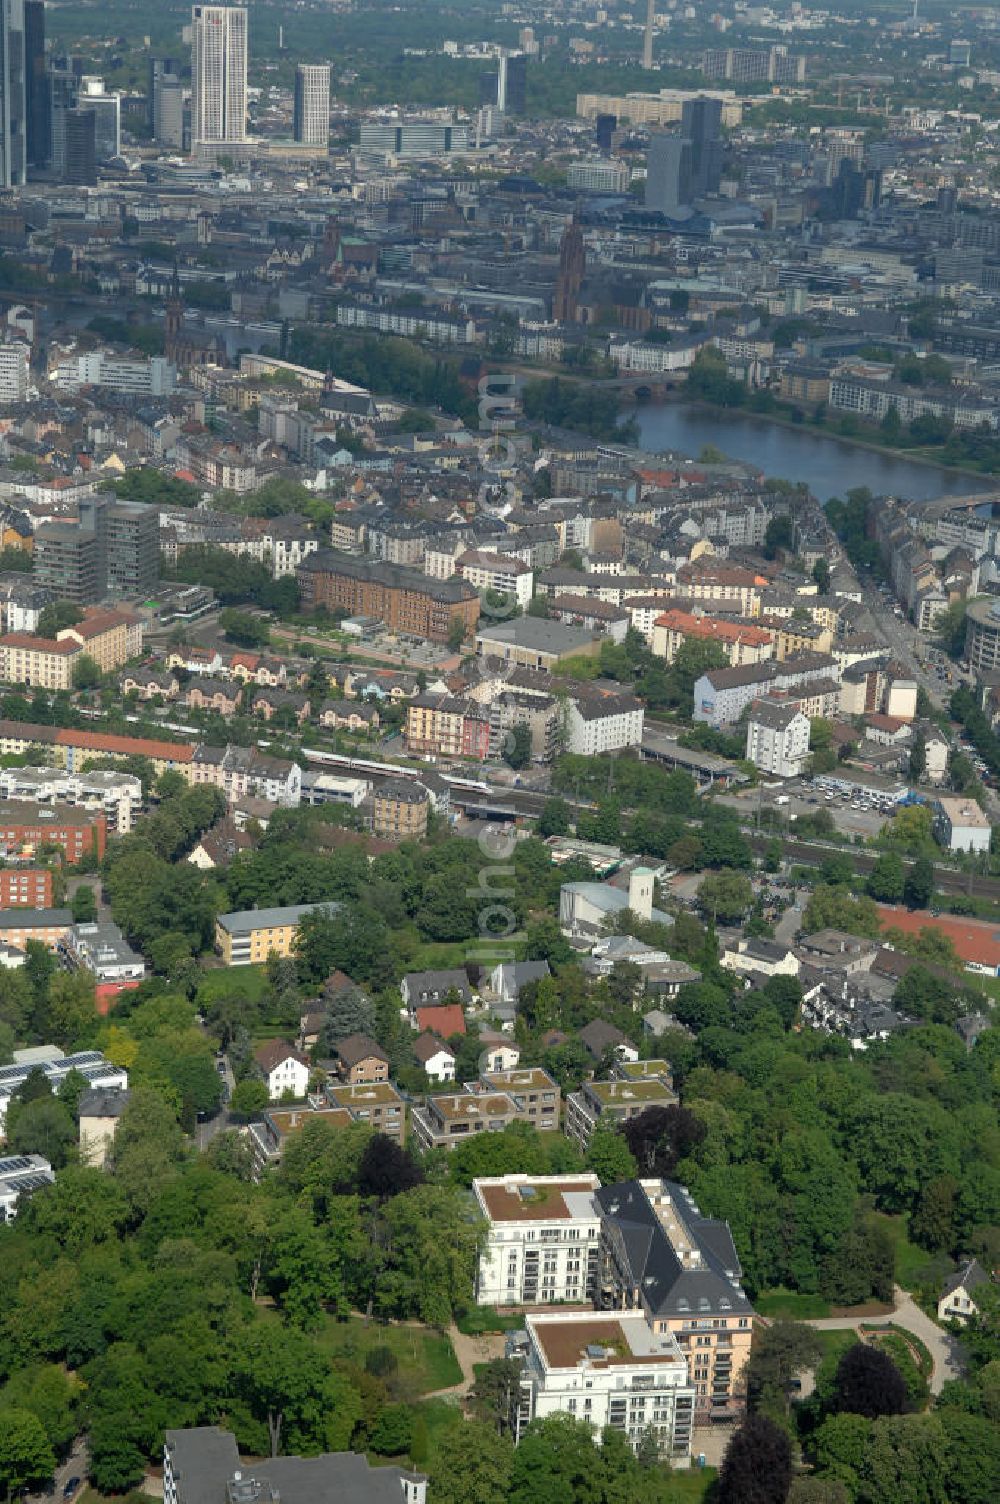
[405,693,490,761]
[189,743,302,806]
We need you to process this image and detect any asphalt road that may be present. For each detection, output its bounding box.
[27,1437,87,1504]
[196,1053,235,1151]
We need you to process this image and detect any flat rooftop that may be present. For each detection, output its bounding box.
[268,1106,352,1136]
[586,1079,678,1105]
[327,1082,403,1107]
[477,1176,601,1223]
[531,1313,686,1371]
[429,1091,516,1121]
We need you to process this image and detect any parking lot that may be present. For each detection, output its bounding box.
[721,778,895,840]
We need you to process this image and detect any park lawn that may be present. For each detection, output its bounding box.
[755,1288,832,1319]
[668,1466,718,1501]
[456,1305,522,1336]
[197,966,271,1006]
[313,1314,462,1397]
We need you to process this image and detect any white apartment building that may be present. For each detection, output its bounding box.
[456,549,534,609]
[744,698,810,778]
[933,796,992,854]
[0,342,29,402]
[566,158,631,193]
[0,766,142,833]
[0,1048,128,1133]
[52,352,176,396]
[0,1154,55,1222]
[191,4,248,145]
[564,691,644,755]
[510,1311,695,1460]
[608,338,705,375]
[473,1174,603,1307]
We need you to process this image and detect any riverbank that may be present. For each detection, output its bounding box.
[640,391,995,486]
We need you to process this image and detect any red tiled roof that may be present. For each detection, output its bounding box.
[877,904,1000,970]
[414,1004,466,1038]
[56,727,195,762]
[0,633,79,654]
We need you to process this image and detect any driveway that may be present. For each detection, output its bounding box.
[806,1285,966,1394]
[423,1323,509,1400]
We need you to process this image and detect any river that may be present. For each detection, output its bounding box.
[633,401,994,502]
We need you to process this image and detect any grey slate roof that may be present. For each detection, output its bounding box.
[164,1428,422,1504]
[596,1178,753,1320]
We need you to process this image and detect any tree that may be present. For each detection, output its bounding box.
[745,1320,822,1415]
[622,1105,706,1179]
[447,616,466,653]
[357,1135,424,1200]
[909,734,926,782]
[764,516,794,557]
[425,1419,515,1504]
[537,798,570,838]
[813,557,832,593]
[503,723,532,770]
[867,852,905,904]
[509,1413,604,1504]
[857,1414,949,1504]
[231,1321,361,1456]
[716,1413,792,1504]
[903,857,935,911]
[36,601,83,638]
[0,1408,55,1495]
[71,654,103,691]
[230,1078,269,1119]
[71,884,98,923]
[698,869,754,922]
[377,1184,484,1327]
[6,1096,75,1166]
[219,607,270,649]
[369,1404,413,1456]
[833,1342,908,1420]
[470,1358,523,1434]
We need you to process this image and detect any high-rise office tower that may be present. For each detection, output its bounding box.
[681,95,722,198]
[0,0,26,187]
[153,70,184,146]
[149,56,175,130]
[499,53,526,115]
[191,4,247,146]
[595,113,616,152]
[77,77,119,161]
[47,61,75,177]
[62,106,95,184]
[643,0,656,70]
[293,62,329,145]
[645,133,692,216]
[24,0,45,168]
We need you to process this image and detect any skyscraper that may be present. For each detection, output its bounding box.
[645,133,692,216]
[681,96,722,198]
[642,0,656,70]
[0,0,26,187]
[153,71,184,147]
[293,62,329,145]
[499,53,527,115]
[24,0,45,168]
[62,106,95,185]
[191,4,247,147]
[149,56,175,131]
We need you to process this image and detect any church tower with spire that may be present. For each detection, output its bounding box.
[553,217,585,324]
[165,265,184,363]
